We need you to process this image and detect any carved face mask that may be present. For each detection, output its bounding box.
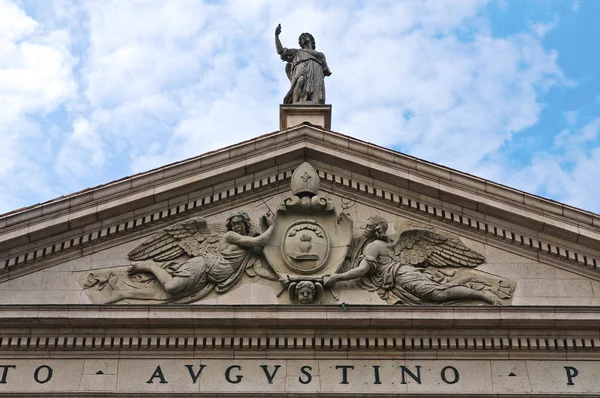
[297,286,315,304]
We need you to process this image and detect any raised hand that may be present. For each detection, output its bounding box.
[264,211,275,226]
[275,24,282,36]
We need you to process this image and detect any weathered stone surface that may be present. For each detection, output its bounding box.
[0,359,597,394]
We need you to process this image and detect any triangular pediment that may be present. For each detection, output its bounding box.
[1,124,599,307]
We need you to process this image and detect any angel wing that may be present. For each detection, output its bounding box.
[127,217,224,262]
[393,229,485,268]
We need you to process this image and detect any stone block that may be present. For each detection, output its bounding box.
[0,272,43,290]
[280,104,331,130]
[79,375,117,392]
[526,360,600,394]
[41,271,82,290]
[515,279,592,298]
[117,360,200,393]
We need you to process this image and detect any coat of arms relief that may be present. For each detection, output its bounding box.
[76,162,516,305]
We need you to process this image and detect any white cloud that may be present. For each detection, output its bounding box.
[73,0,563,176]
[0,0,77,212]
[55,117,106,181]
[2,0,597,215]
[481,118,600,211]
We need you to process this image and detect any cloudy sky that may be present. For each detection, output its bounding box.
[1,0,599,214]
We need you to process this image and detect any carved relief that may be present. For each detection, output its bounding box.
[76,212,277,304]
[263,162,353,304]
[288,279,324,304]
[325,216,515,305]
[76,161,515,305]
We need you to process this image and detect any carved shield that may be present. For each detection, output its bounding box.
[264,201,352,278]
[282,220,330,274]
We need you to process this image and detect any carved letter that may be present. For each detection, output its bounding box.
[565,366,579,386]
[0,365,16,384]
[298,366,312,384]
[146,365,168,384]
[185,364,206,384]
[335,365,354,384]
[225,365,243,384]
[441,366,459,384]
[33,365,53,384]
[400,365,421,384]
[373,365,382,384]
[260,365,281,384]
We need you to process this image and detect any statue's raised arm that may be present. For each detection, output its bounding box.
[275,24,283,55]
[274,24,331,105]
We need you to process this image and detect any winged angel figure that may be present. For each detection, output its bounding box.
[324,216,510,305]
[92,211,277,304]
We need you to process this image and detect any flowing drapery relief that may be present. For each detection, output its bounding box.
[76,162,515,305]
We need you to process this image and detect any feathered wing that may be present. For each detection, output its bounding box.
[127,217,224,262]
[393,229,485,268]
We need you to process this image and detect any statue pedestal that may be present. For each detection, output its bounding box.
[280,104,331,130]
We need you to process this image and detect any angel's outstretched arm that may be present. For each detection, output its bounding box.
[324,240,383,287]
[324,259,370,287]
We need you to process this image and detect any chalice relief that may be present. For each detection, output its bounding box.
[275,24,332,104]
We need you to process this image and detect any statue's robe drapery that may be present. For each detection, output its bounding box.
[280,48,329,104]
[77,246,274,304]
[359,254,447,305]
[167,245,264,303]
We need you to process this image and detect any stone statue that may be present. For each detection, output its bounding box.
[83,211,277,304]
[325,216,513,305]
[275,24,331,104]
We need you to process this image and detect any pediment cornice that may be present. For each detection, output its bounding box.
[1,124,599,282]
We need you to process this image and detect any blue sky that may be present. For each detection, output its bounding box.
[1,0,599,214]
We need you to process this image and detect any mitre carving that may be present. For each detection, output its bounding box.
[290,162,319,198]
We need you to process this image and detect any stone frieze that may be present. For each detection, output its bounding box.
[76,162,515,305]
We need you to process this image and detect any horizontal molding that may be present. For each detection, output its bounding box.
[0,305,599,329]
[0,333,596,355]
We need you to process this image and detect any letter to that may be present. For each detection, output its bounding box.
[146,365,168,384]
[260,365,281,384]
[225,365,243,384]
[298,366,312,385]
[400,365,421,385]
[0,365,16,384]
[373,365,382,384]
[185,364,206,384]
[564,366,579,386]
[335,365,354,385]
[34,365,53,384]
[441,366,459,384]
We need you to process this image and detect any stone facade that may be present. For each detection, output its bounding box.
[1,116,600,395]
